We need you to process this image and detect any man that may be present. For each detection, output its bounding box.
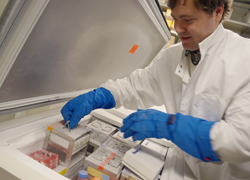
[61,0,250,179]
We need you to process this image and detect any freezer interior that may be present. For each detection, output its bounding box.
[0,105,175,180]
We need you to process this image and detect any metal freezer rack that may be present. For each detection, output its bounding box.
[43,120,91,177]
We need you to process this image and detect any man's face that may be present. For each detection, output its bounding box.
[171,0,222,51]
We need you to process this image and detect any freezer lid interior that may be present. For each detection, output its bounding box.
[0,0,170,112]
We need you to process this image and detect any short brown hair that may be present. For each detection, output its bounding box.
[167,0,232,22]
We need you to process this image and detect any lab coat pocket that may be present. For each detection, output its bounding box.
[195,161,228,180]
[193,93,227,122]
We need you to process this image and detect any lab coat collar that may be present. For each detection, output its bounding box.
[198,23,225,60]
[175,23,226,83]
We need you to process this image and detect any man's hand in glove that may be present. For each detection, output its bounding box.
[61,87,115,129]
[120,109,220,162]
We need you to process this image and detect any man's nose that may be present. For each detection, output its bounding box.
[174,21,186,34]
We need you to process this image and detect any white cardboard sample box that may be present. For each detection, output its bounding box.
[101,137,133,154]
[84,146,125,180]
[112,131,141,148]
[86,119,117,136]
[149,138,174,148]
[122,144,165,180]
[120,167,143,180]
[86,119,117,155]
[91,109,124,128]
[141,139,168,160]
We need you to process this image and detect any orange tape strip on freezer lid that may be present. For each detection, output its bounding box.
[98,152,116,171]
[129,44,139,54]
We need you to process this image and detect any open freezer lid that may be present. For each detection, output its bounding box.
[0,0,171,113]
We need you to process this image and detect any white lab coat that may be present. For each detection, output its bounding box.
[101,24,250,180]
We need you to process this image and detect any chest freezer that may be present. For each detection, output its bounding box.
[0,0,171,179]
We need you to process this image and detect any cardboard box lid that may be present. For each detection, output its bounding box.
[122,144,165,180]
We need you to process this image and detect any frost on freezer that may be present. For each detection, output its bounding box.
[28,149,59,169]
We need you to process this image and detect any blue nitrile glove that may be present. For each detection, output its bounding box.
[120,109,173,140]
[120,109,220,162]
[61,87,115,129]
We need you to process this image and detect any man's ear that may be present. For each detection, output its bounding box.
[215,4,224,22]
